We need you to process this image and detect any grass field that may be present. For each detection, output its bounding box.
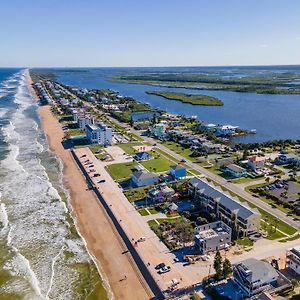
[146,91,223,106]
[117,142,143,155]
[124,186,149,202]
[140,153,174,172]
[106,161,137,180]
[68,128,85,136]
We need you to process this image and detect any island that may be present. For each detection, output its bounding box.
[146,91,224,106]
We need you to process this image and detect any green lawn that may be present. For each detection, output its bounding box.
[148,207,159,214]
[140,153,174,172]
[162,141,196,161]
[88,145,103,154]
[124,186,149,202]
[68,128,85,136]
[147,220,159,227]
[117,143,143,155]
[236,237,254,247]
[138,208,150,216]
[106,162,137,181]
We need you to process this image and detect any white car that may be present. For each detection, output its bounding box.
[138,237,146,242]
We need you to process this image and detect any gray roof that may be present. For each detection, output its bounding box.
[225,163,246,173]
[170,165,186,171]
[189,177,260,220]
[132,171,159,181]
[234,258,278,284]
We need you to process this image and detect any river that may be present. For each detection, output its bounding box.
[54,67,300,143]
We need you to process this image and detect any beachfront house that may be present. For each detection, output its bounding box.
[248,155,266,171]
[223,163,247,178]
[86,123,112,145]
[194,221,232,254]
[188,177,261,236]
[169,165,186,180]
[233,258,279,298]
[131,171,159,187]
[134,151,152,161]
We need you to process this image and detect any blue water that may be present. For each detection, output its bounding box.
[52,67,300,143]
[0,68,105,299]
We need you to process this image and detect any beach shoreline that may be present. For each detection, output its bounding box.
[27,71,151,300]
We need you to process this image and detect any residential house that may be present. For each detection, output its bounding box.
[134,151,152,161]
[86,123,112,145]
[167,202,179,213]
[223,163,247,178]
[215,125,238,137]
[188,177,261,236]
[286,245,300,275]
[194,221,232,254]
[131,171,159,187]
[148,185,175,202]
[233,258,279,297]
[169,165,186,179]
[277,154,300,166]
[248,155,266,171]
[150,123,166,138]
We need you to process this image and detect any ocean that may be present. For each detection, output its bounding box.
[0,69,107,300]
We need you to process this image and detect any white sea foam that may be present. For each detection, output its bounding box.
[0,202,9,230]
[0,69,111,300]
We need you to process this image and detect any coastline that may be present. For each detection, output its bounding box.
[27,72,151,300]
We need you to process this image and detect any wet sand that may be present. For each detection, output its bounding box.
[27,74,151,300]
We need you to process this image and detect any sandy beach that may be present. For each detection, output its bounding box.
[27,74,151,300]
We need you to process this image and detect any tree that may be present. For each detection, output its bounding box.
[213,250,223,280]
[130,116,134,127]
[222,258,232,278]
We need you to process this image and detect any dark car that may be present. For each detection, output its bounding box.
[155,263,165,270]
[98,179,106,183]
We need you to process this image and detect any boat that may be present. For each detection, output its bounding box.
[249,129,257,134]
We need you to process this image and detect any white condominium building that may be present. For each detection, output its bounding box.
[86,123,112,145]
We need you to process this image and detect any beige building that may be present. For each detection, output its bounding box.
[188,177,261,236]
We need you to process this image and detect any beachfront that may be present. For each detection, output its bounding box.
[28,73,152,300]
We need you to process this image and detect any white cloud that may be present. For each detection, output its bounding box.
[259,44,269,48]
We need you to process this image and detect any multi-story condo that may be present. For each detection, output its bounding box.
[78,114,94,130]
[86,123,112,145]
[286,245,300,275]
[188,177,261,236]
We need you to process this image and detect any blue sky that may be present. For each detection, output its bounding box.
[1,0,300,67]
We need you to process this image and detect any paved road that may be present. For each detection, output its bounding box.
[58,85,300,231]
[107,117,300,232]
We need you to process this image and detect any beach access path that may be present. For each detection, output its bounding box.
[28,78,151,300]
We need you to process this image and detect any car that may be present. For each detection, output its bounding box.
[93,173,100,177]
[158,266,171,274]
[153,143,157,146]
[155,263,166,270]
[180,159,186,163]
[81,154,87,158]
[98,179,106,183]
[138,237,146,242]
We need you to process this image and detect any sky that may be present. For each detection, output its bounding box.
[0,0,300,67]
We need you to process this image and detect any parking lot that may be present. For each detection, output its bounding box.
[267,180,300,204]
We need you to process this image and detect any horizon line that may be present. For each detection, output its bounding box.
[1,63,300,69]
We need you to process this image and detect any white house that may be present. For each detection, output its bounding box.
[233,258,279,297]
[86,123,112,145]
[248,155,266,171]
[215,125,238,136]
[286,245,300,275]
